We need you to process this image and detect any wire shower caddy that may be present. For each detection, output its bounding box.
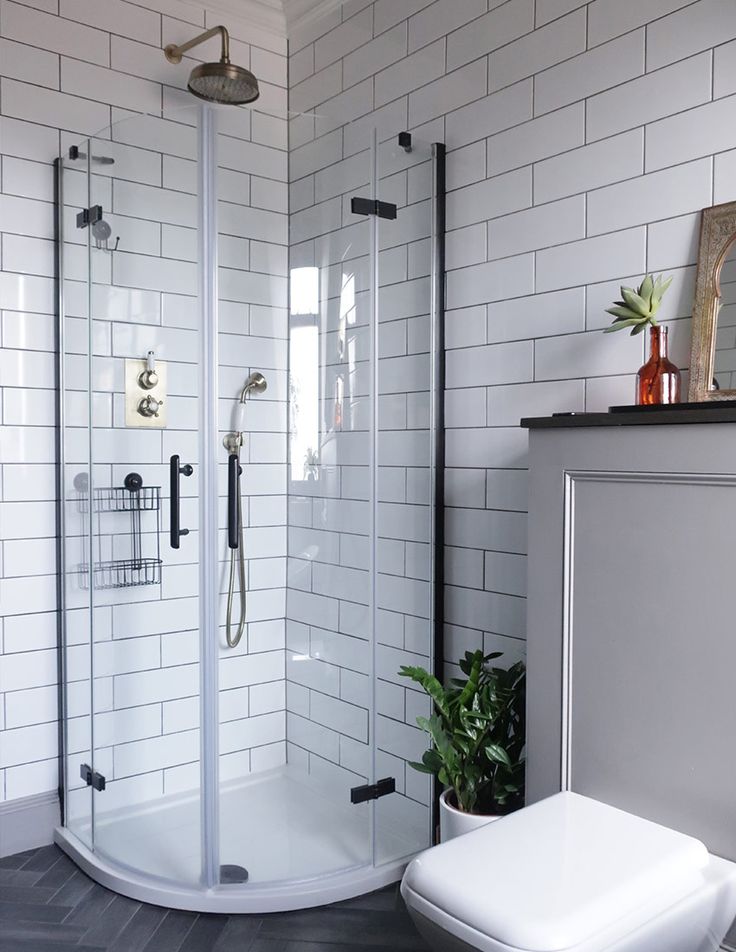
[77,473,163,590]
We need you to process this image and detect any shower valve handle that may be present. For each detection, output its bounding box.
[138,350,159,390]
[170,454,193,549]
[138,394,163,417]
[227,453,242,550]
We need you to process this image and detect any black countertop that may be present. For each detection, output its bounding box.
[522,402,736,429]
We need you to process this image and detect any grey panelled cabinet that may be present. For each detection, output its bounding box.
[525,418,736,865]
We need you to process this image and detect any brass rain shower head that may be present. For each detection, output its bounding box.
[164,25,260,105]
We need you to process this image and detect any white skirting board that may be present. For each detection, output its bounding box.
[0,791,60,858]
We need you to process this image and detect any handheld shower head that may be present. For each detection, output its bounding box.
[240,372,267,401]
[224,372,268,452]
[222,369,268,649]
[232,403,248,433]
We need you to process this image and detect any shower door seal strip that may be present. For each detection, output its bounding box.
[430,143,446,840]
[199,103,221,890]
[85,144,97,847]
[368,126,379,865]
[53,155,67,826]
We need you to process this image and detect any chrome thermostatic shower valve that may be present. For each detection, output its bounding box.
[125,355,167,428]
[138,394,164,418]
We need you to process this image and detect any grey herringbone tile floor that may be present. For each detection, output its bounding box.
[0,845,430,951]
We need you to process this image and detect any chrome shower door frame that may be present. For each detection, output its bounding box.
[198,102,221,892]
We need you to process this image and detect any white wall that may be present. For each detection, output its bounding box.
[0,0,288,805]
[4,0,736,813]
[288,0,736,681]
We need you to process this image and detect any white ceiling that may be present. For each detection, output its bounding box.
[202,0,346,36]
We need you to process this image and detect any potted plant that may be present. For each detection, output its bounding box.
[399,649,525,842]
[603,273,681,405]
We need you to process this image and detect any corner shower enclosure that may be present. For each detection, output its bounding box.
[54,99,444,912]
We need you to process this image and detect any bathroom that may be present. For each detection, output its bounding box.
[1,0,736,949]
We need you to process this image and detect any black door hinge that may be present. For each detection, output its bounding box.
[76,205,103,229]
[350,197,397,220]
[350,777,396,804]
[80,763,106,792]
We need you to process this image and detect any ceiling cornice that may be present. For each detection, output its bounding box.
[195,0,346,38]
[283,0,345,33]
[203,0,286,36]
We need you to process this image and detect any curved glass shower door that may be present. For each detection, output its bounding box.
[280,117,376,886]
[283,127,439,883]
[57,99,439,911]
[58,141,94,852]
[76,118,205,885]
[374,135,438,866]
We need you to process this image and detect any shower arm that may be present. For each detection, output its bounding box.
[164,25,230,65]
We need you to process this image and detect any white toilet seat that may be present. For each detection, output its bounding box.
[401,792,711,952]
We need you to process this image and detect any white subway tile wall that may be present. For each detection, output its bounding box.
[3,0,736,824]
[0,0,288,806]
[287,0,736,816]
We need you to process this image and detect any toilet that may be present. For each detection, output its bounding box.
[401,791,736,952]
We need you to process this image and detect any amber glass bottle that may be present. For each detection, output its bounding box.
[636,324,681,405]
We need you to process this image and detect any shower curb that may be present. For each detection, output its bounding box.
[0,790,59,857]
[55,824,409,914]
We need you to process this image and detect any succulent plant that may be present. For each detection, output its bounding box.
[604,273,673,335]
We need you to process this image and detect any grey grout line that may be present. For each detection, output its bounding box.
[2,0,733,813]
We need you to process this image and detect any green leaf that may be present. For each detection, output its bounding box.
[453,734,470,755]
[604,318,644,333]
[654,273,673,293]
[485,743,513,768]
[398,666,449,717]
[423,747,443,768]
[639,273,654,302]
[605,305,641,320]
[621,287,651,317]
[457,650,483,708]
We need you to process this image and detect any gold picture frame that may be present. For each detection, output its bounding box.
[688,201,736,401]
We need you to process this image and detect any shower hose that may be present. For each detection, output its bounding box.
[225,443,247,649]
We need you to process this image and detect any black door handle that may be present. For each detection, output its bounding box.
[228,453,241,550]
[170,454,193,548]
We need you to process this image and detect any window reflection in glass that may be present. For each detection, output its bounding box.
[338,271,356,431]
[289,267,319,482]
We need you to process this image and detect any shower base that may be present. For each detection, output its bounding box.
[55,765,420,913]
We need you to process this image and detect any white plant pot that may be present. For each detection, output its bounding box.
[439,789,501,842]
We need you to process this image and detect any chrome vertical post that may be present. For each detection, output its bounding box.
[198,103,221,890]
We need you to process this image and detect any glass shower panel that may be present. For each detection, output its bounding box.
[59,144,94,848]
[215,103,290,883]
[86,119,204,885]
[374,136,436,865]
[283,121,375,881]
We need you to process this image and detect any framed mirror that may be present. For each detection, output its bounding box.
[688,201,736,400]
